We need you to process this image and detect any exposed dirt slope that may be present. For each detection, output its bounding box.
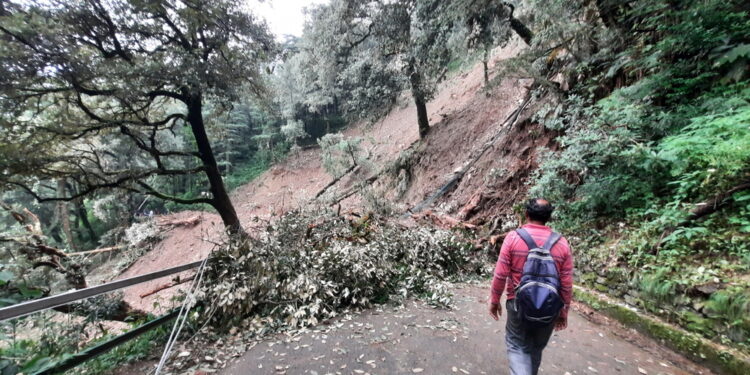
[113,37,549,309]
[117,211,221,313]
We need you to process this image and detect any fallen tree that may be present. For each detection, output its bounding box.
[1,202,87,289]
[157,215,203,228]
[679,180,750,226]
[652,180,750,253]
[204,208,484,330]
[408,90,533,216]
[314,165,359,199]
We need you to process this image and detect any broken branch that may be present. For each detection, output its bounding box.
[139,275,195,298]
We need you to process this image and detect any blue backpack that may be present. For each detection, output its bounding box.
[514,228,564,326]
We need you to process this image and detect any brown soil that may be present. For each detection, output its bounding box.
[114,211,221,314]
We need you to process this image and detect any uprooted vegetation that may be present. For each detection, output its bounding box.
[202,208,486,332]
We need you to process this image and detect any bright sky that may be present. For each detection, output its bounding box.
[249,0,330,40]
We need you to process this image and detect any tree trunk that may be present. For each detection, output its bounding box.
[414,95,429,139]
[482,47,490,86]
[56,179,77,251]
[503,3,534,45]
[75,198,96,242]
[595,0,633,30]
[510,17,533,45]
[324,108,331,135]
[225,140,231,176]
[408,60,430,138]
[186,91,247,239]
[595,0,619,29]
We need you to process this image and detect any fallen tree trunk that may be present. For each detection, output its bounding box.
[327,172,384,206]
[457,192,484,220]
[653,180,750,253]
[317,136,423,206]
[314,165,359,199]
[412,210,478,230]
[157,215,202,228]
[53,300,147,322]
[408,91,533,216]
[679,181,750,226]
[67,246,125,257]
[1,201,87,288]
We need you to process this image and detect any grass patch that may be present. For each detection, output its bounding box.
[575,287,750,375]
[79,325,168,374]
[224,158,271,192]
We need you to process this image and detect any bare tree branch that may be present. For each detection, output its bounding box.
[136,181,214,205]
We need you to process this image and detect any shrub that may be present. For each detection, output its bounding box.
[202,208,483,333]
[318,133,368,178]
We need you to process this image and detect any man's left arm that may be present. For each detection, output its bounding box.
[557,238,574,330]
[488,233,514,320]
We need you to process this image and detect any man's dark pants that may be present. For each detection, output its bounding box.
[505,300,556,375]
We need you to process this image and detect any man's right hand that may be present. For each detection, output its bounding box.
[554,316,567,331]
[488,302,501,321]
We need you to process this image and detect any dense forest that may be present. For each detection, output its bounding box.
[1,0,749,374]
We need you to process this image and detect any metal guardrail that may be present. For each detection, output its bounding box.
[0,259,209,374]
[0,259,205,321]
[34,309,181,375]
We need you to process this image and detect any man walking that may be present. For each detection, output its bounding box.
[488,198,573,375]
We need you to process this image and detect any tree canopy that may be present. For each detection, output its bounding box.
[0,0,276,236]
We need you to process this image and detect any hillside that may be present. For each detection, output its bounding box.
[3,2,749,374]
[113,38,547,312]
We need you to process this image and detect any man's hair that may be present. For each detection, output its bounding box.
[525,198,554,223]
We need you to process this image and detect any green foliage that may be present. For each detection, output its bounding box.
[0,318,167,375]
[0,338,55,375]
[531,0,750,222]
[276,0,489,132]
[318,133,367,178]
[639,269,677,305]
[224,158,272,192]
[161,157,276,215]
[659,93,750,199]
[280,119,308,144]
[0,0,278,237]
[78,325,168,374]
[204,208,483,330]
[524,0,750,354]
[705,289,750,345]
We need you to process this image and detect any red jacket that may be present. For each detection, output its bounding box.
[490,223,574,319]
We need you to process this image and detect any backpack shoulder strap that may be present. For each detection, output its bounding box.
[515,228,538,250]
[542,232,562,251]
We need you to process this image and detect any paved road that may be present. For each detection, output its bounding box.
[220,284,713,375]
